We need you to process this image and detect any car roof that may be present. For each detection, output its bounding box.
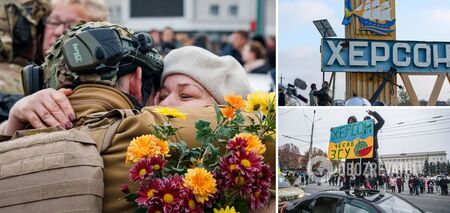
[311,189,393,203]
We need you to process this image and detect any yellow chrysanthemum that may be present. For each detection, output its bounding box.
[245,91,276,115]
[221,106,236,119]
[224,94,245,109]
[213,206,238,213]
[183,168,217,204]
[125,134,169,163]
[234,133,266,156]
[153,107,186,120]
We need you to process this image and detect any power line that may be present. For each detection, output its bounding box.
[281,135,310,143]
[279,109,297,117]
[380,126,450,137]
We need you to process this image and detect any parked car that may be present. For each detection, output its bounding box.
[429,174,448,181]
[280,189,425,213]
[278,175,305,210]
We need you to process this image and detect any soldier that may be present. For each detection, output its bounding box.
[0,0,50,120]
[0,0,107,121]
[1,22,275,211]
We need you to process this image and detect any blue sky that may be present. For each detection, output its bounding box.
[279,0,450,102]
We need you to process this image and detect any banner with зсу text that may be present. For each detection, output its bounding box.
[328,120,374,160]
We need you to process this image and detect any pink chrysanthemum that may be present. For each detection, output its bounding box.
[226,137,247,152]
[129,158,154,182]
[248,187,270,210]
[149,155,167,172]
[256,164,273,188]
[135,179,161,207]
[230,148,263,177]
[181,188,205,213]
[157,176,186,212]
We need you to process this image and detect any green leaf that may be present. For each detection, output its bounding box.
[195,120,216,144]
[134,207,147,213]
[234,112,245,124]
[234,198,250,213]
[214,104,224,124]
[124,193,137,202]
[217,126,234,139]
[169,141,188,153]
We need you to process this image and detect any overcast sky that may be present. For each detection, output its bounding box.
[279,0,450,103]
[278,107,450,160]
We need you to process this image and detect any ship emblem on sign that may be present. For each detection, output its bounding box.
[342,0,396,35]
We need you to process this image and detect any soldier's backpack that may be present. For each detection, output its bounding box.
[0,109,138,213]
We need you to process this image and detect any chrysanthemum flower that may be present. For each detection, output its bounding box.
[255,164,272,188]
[183,167,217,204]
[135,179,161,207]
[148,155,167,172]
[221,106,236,119]
[120,184,129,194]
[158,177,185,212]
[181,188,204,213]
[231,148,263,177]
[218,155,254,196]
[224,94,245,109]
[213,206,238,213]
[233,133,266,156]
[226,136,247,152]
[125,134,169,163]
[153,107,186,120]
[249,187,270,210]
[245,91,276,115]
[129,158,153,182]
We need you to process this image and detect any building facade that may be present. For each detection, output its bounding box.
[106,0,275,35]
[379,151,448,176]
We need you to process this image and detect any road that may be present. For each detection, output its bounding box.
[302,184,450,213]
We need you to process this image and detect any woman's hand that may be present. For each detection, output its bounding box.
[4,88,75,135]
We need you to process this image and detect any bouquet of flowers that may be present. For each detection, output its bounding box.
[121,91,276,213]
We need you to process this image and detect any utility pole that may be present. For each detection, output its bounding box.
[305,110,322,176]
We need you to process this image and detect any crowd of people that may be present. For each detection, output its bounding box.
[0,0,277,211]
[148,27,276,75]
[309,81,332,106]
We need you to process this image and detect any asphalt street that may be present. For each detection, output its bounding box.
[302,184,450,213]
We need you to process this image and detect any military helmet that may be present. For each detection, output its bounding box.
[42,21,164,96]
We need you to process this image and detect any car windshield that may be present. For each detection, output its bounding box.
[377,195,422,213]
[279,176,292,188]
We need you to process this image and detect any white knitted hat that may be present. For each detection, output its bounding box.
[161,46,253,104]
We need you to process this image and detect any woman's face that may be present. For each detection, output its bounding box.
[241,44,253,62]
[154,74,215,107]
[43,2,89,52]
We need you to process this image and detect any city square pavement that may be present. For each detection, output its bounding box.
[302,184,450,213]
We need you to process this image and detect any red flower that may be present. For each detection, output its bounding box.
[256,164,272,188]
[120,184,130,194]
[135,179,161,207]
[129,158,154,182]
[181,188,205,213]
[218,155,254,196]
[158,176,186,212]
[248,187,270,210]
[230,148,262,177]
[149,155,167,172]
[226,137,248,152]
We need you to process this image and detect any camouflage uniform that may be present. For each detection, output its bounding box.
[0,0,49,120]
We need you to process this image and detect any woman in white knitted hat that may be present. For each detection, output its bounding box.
[155,46,252,107]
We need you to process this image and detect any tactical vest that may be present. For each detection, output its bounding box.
[0,109,138,212]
